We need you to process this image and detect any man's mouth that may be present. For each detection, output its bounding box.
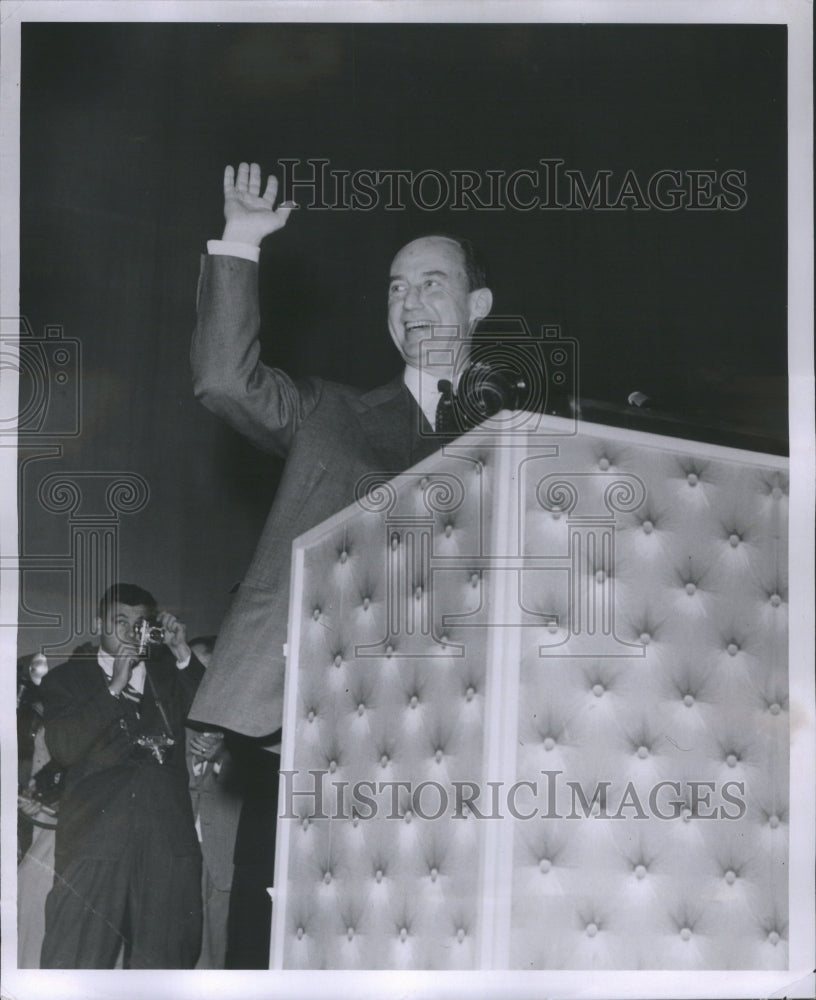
[404,320,432,334]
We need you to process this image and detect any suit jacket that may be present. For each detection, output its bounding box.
[40,648,204,873]
[188,255,442,737]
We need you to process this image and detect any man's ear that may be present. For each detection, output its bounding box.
[92,616,102,637]
[468,287,493,322]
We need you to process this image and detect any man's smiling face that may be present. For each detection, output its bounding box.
[387,236,489,369]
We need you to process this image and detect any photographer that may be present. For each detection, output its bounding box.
[38,583,205,969]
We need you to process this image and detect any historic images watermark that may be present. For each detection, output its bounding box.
[3,316,150,654]
[280,770,747,822]
[278,158,748,212]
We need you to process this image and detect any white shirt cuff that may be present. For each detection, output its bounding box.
[207,239,260,263]
[175,653,191,670]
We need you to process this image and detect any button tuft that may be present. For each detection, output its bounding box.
[410,694,418,709]
[340,550,348,563]
[375,869,383,883]
[380,754,389,768]
[726,753,738,767]
[687,473,698,487]
[586,922,598,937]
[728,533,740,547]
[538,858,552,874]
[347,927,354,940]
[363,597,370,610]
[724,869,736,885]
[465,685,475,701]
[595,569,606,584]
[543,736,555,751]
[768,931,780,946]
[592,683,605,698]
[769,702,781,715]
[296,927,304,940]
[680,927,692,941]
[635,864,647,880]
[639,632,651,645]
[334,654,343,667]
[769,814,780,829]
[323,871,332,885]
[358,703,365,715]
[642,520,654,534]
[685,582,697,596]
[683,694,695,707]
[430,867,438,882]
[770,593,781,607]
[598,457,610,471]
[399,927,408,942]
[727,642,739,656]
[456,928,465,943]
[637,745,649,759]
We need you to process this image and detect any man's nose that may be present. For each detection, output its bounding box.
[403,284,421,308]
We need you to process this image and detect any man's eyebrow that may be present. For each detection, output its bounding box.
[389,269,449,281]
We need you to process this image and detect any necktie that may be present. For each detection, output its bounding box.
[435,379,457,434]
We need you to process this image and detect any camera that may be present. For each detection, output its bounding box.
[415,315,578,440]
[134,617,165,659]
[134,733,176,765]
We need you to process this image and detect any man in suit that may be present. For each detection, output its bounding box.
[185,636,242,969]
[189,161,493,741]
[39,583,205,969]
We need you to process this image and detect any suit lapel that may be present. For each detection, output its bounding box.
[356,377,439,470]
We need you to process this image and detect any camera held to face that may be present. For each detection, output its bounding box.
[134,617,165,659]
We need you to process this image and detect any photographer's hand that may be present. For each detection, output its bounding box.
[222,162,294,246]
[158,611,191,666]
[108,646,141,697]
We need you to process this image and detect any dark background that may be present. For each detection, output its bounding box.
[17,22,787,654]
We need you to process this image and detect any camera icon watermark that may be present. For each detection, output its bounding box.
[1,317,82,438]
[414,315,578,443]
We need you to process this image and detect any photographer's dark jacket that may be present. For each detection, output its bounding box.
[40,648,204,874]
[188,254,441,739]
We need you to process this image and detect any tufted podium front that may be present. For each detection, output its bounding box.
[270,413,789,970]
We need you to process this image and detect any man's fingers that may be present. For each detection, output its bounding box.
[235,161,250,192]
[248,162,261,196]
[223,164,235,193]
[262,174,279,204]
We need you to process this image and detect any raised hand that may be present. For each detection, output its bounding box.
[222,161,295,246]
[157,610,191,666]
[109,646,141,696]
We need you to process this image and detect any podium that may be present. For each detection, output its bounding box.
[270,412,789,970]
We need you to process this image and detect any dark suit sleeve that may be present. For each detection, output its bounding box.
[191,253,323,457]
[175,652,206,717]
[40,666,127,768]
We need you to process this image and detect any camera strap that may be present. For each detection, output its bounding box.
[143,666,174,738]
